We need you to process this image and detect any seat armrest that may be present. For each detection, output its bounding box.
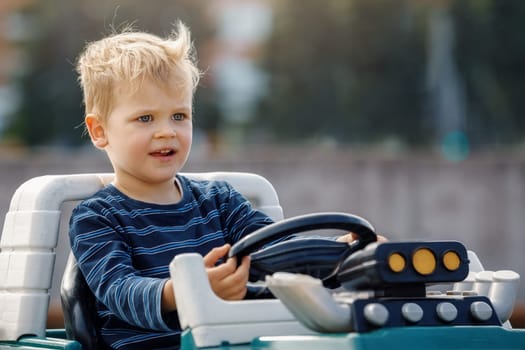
[169,253,314,347]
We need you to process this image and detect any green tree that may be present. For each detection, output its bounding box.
[256,0,427,146]
[453,0,525,147]
[256,0,525,149]
[5,0,214,147]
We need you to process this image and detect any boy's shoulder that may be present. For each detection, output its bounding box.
[74,184,122,210]
[178,174,233,192]
[178,174,238,202]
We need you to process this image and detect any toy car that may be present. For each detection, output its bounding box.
[0,172,524,349]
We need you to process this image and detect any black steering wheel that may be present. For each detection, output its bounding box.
[229,212,377,288]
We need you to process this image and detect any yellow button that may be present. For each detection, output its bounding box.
[443,250,461,271]
[412,248,436,275]
[388,252,406,273]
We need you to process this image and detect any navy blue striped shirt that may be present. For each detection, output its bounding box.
[69,175,274,349]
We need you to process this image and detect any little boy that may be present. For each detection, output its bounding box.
[71,22,357,349]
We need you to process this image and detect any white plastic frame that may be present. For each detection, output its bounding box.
[0,172,286,341]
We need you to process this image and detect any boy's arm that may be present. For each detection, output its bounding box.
[161,280,176,312]
[70,204,174,332]
[222,184,274,243]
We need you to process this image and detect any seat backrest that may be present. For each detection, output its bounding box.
[60,253,104,350]
[0,172,282,342]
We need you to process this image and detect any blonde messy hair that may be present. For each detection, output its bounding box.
[76,21,200,121]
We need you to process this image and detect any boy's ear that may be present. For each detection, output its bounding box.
[85,114,108,149]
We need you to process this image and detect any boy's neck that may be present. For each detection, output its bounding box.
[113,177,182,205]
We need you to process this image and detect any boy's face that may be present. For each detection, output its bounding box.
[87,76,193,192]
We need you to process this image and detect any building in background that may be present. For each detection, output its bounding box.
[206,0,272,145]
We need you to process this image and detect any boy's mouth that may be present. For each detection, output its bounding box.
[150,148,175,157]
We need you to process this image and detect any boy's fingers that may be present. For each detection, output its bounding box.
[207,255,238,281]
[336,232,389,243]
[217,256,250,300]
[239,255,250,271]
[335,232,356,243]
[203,244,231,267]
[238,256,251,284]
[223,255,250,285]
[376,234,388,242]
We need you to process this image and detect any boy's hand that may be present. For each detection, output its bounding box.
[203,244,250,301]
[336,232,388,243]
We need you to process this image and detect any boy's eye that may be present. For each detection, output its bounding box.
[138,115,153,123]
[172,113,186,121]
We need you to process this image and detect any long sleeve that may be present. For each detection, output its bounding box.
[70,203,173,331]
[221,184,275,243]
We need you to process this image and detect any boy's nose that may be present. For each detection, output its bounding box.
[154,122,177,138]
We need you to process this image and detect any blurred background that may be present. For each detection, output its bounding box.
[1,0,524,327]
